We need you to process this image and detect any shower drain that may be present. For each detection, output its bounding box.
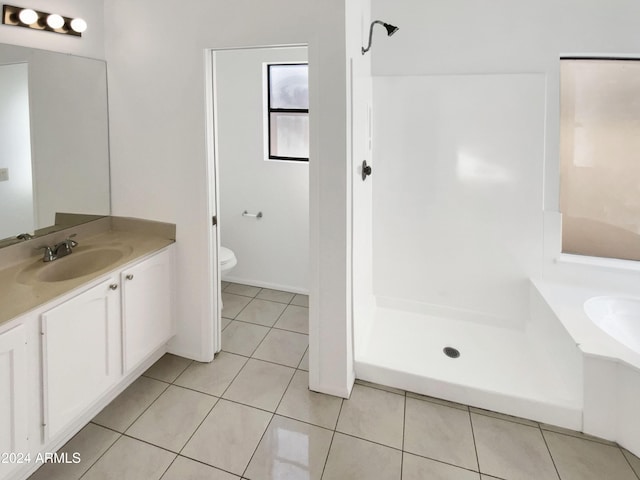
[443,347,460,359]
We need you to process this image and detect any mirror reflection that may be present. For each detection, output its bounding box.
[0,43,110,246]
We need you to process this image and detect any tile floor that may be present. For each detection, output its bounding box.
[28,282,640,480]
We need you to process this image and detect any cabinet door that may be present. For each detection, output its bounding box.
[122,248,173,373]
[41,278,121,441]
[0,324,28,475]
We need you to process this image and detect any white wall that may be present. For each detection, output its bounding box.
[105,0,354,397]
[0,0,105,60]
[347,0,376,356]
[370,0,640,326]
[373,74,546,326]
[216,47,309,293]
[0,63,33,239]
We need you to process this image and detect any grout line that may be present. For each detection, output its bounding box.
[467,407,481,474]
[273,365,298,414]
[320,430,337,480]
[219,346,309,373]
[400,393,407,480]
[160,383,222,401]
[539,425,562,480]
[173,454,240,478]
[224,311,309,335]
[243,411,276,479]
[619,446,640,480]
[169,347,240,460]
[401,392,407,452]
[355,379,405,396]
[333,396,345,431]
[217,387,294,416]
[142,356,194,384]
[267,323,309,335]
[320,397,345,479]
[229,297,254,320]
[69,428,121,479]
[159,457,180,479]
[272,411,340,434]
[100,379,170,434]
[101,433,253,480]
[237,296,290,358]
[78,431,178,479]
[296,345,309,370]
[336,430,410,456]
[401,450,482,476]
[174,399,219,458]
[320,398,345,480]
[353,380,405,398]
[214,352,252,399]
[119,432,179,455]
[220,361,305,473]
[469,408,538,428]
[140,375,172,386]
[539,424,618,447]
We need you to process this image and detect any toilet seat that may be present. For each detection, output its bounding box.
[219,246,237,271]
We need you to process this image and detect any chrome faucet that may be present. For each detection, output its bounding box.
[38,234,78,262]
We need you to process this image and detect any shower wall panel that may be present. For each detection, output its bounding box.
[372,74,545,327]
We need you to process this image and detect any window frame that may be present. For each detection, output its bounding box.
[266,62,309,162]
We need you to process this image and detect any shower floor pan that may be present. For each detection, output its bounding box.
[354,306,583,430]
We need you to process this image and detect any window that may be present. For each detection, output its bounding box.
[560,58,640,261]
[266,63,309,161]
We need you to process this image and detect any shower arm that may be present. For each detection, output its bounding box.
[361,20,385,55]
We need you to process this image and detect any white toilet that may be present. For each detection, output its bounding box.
[219,246,237,315]
[219,246,237,274]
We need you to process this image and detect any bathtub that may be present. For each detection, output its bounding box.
[532,279,640,458]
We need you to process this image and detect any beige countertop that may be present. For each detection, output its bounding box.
[0,218,175,326]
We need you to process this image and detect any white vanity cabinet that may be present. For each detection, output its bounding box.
[121,248,173,372]
[37,246,174,446]
[40,277,121,441]
[0,325,28,478]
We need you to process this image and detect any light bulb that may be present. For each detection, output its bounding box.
[70,18,87,33]
[46,14,64,29]
[18,8,38,25]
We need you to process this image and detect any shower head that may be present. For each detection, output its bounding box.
[361,20,399,55]
[383,22,399,37]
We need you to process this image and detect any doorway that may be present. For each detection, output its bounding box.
[206,45,310,355]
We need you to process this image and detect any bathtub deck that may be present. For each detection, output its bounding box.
[355,307,583,429]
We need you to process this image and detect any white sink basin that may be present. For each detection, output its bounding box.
[584,296,640,353]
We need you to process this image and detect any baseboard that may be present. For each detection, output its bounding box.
[221,275,308,295]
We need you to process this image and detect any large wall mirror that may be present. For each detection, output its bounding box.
[0,43,110,247]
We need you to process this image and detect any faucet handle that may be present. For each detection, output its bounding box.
[37,246,55,262]
[66,233,78,248]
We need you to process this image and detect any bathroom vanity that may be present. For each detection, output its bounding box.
[0,217,175,480]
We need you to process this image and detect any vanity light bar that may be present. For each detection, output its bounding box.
[2,5,87,37]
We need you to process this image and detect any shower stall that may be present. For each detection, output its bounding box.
[352,73,583,429]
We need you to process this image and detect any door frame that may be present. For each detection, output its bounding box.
[203,44,310,361]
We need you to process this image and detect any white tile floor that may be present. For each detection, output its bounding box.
[28,283,640,480]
